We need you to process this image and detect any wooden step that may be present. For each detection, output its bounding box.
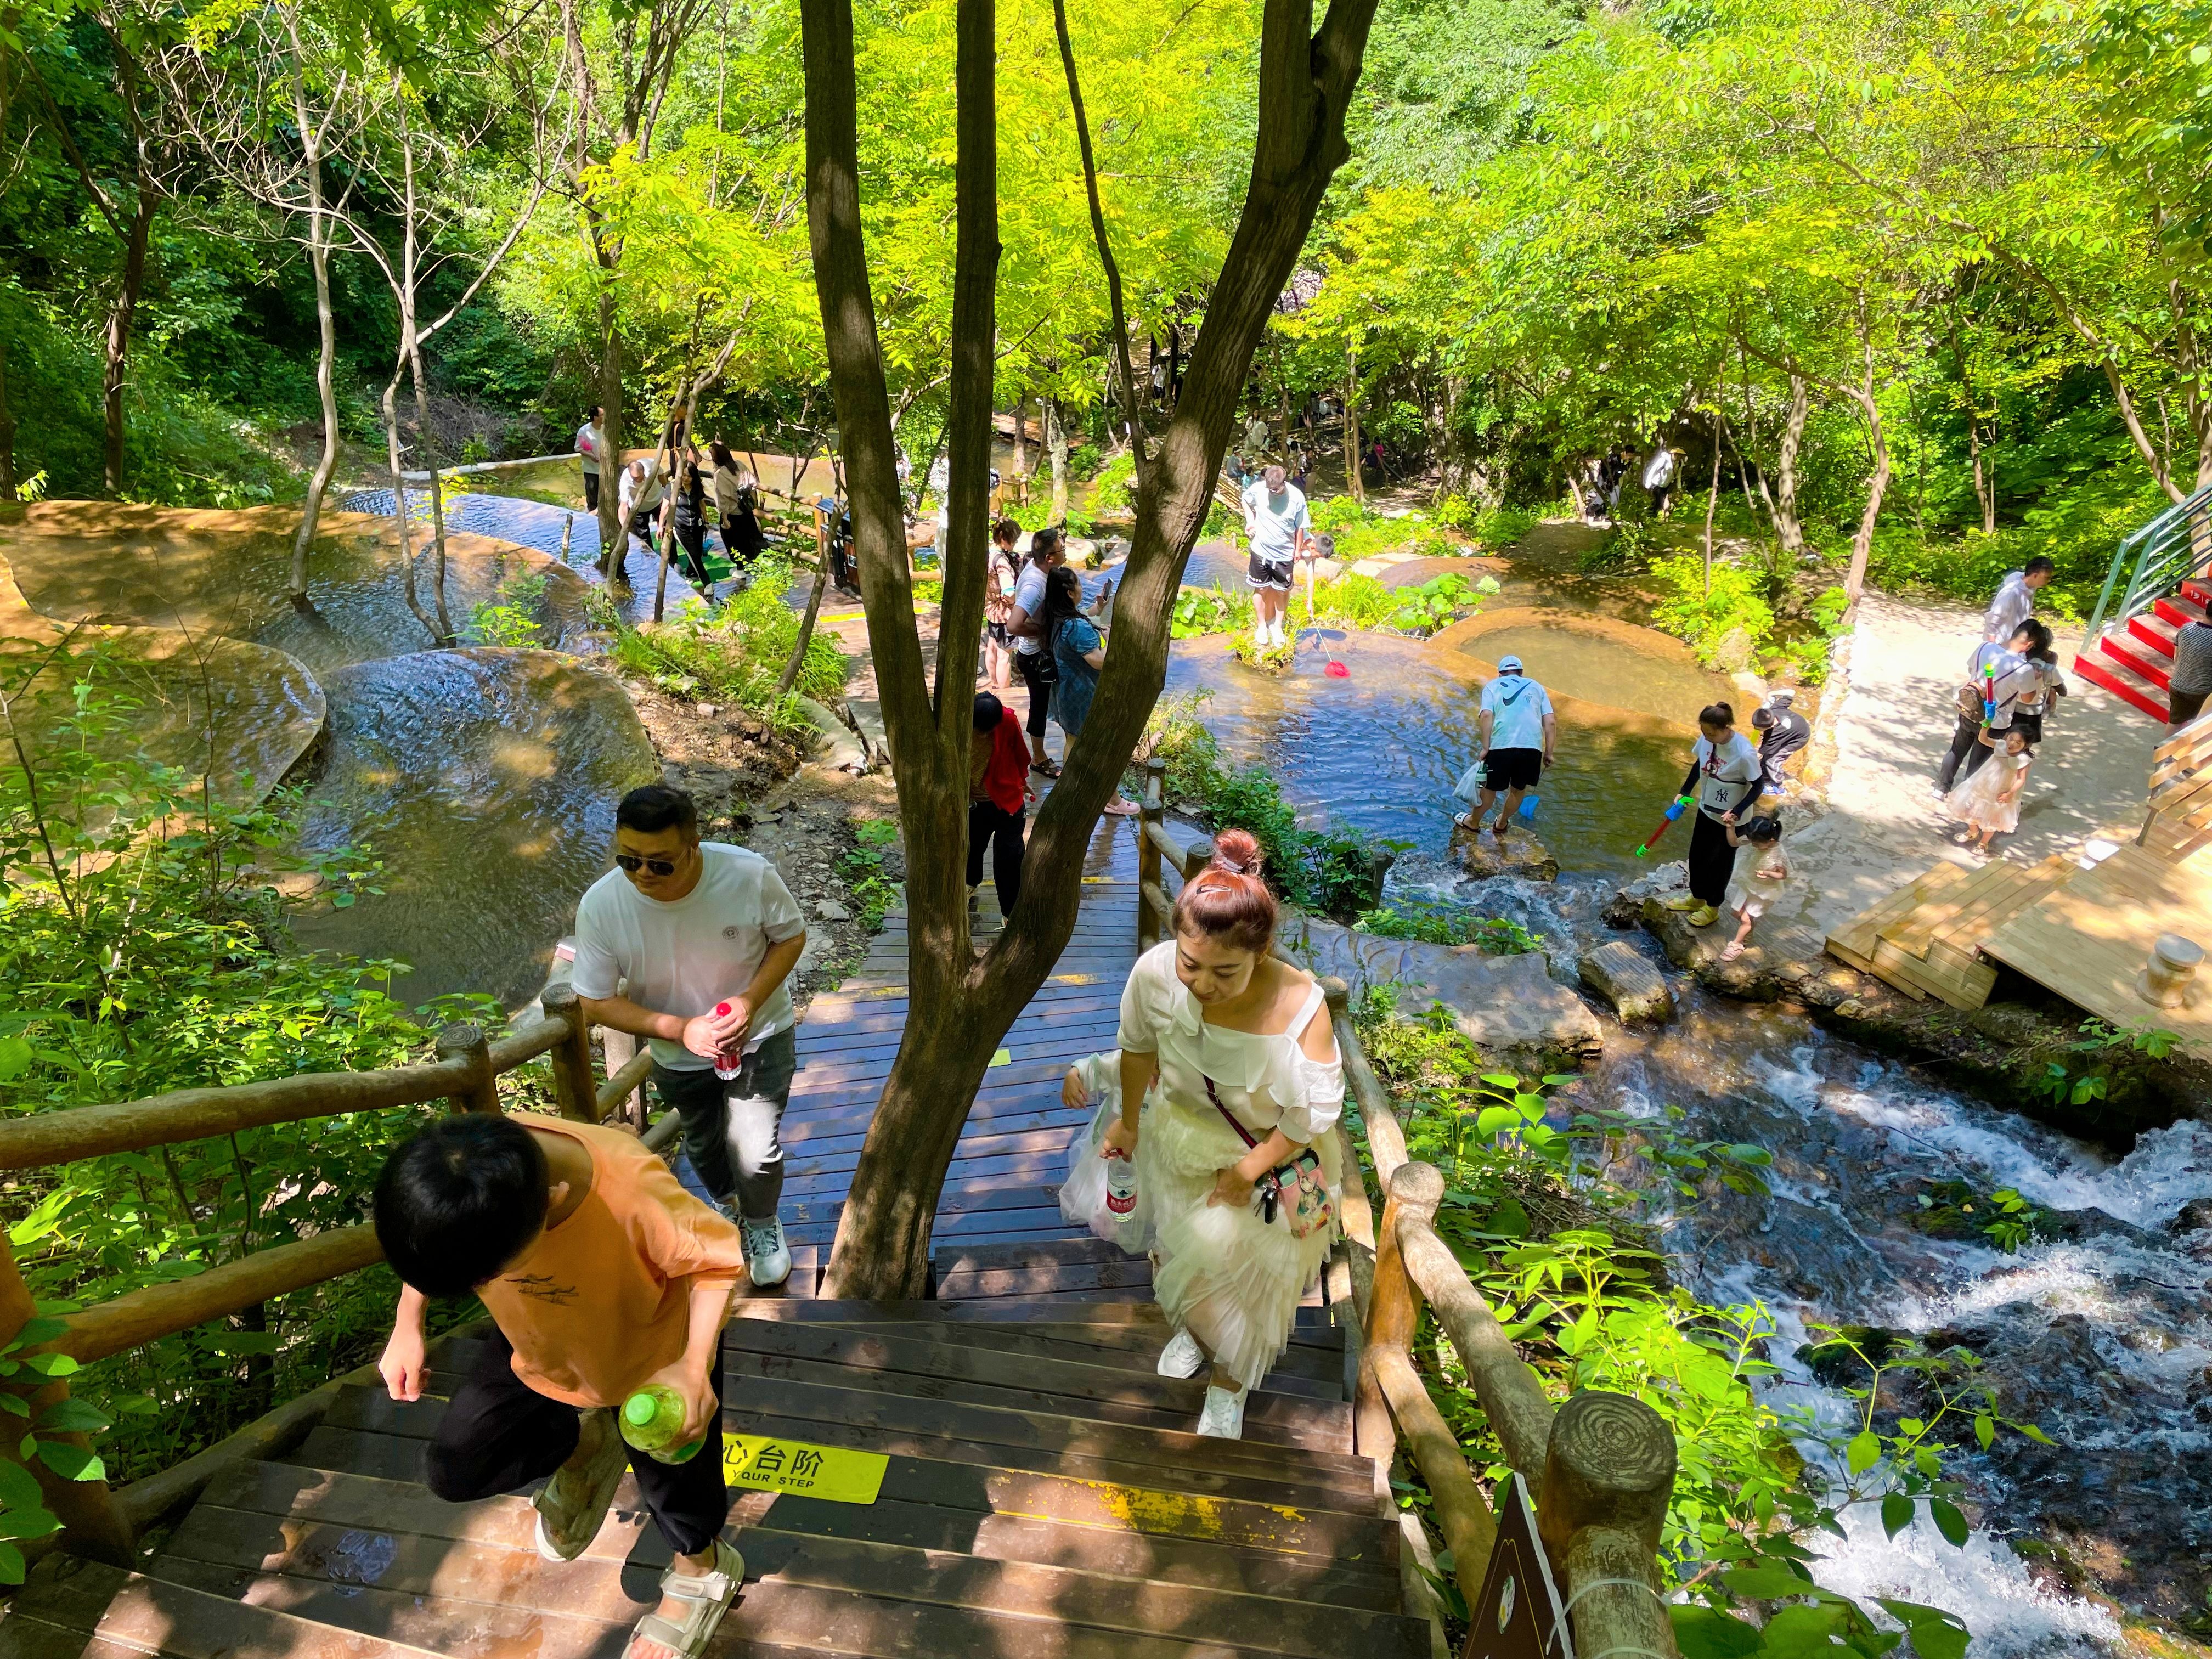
[25,1567,446,1659]
[932,1237,1138,1274]
[2074,645,2171,721]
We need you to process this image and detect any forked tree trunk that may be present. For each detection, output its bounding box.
[100,194,155,495]
[1774,374,1808,554]
[1048,398,1069,523]
[289,53,341,602]
[1343,352,1364,504]
[596,295,628,582]
[805,0,1379,1296]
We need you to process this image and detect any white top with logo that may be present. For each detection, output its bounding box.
[577,422,602,475]
[1692,731,1764,821]
[1480,674,1554,752]
[571,843,807,1071]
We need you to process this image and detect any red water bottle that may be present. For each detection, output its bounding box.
[713,1001,742,1081]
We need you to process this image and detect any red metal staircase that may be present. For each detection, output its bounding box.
[2073,484,2212,721]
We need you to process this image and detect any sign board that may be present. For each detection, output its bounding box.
[1462,1473,1571,1659]
[721,1434,889,1505]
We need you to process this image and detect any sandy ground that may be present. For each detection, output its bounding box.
[1775,593,2159,939]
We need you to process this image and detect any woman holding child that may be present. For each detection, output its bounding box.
[1100,831,1344,1440]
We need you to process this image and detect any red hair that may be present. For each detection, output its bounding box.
[1172,829,1277,951]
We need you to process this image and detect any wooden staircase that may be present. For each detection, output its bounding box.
[2075,574,2211,720]
[2,1263,1428,1659]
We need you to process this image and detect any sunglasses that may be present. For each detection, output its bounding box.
[615,853,681,877]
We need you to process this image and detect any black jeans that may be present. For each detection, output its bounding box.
[1937,715,1995,793]
[1687,809,1734,907]
[650,1025,798,1220]
[967,800,1026,913]
[1014,648,1055,741]
[425,1327,729,1559]
[583,472,600,512]
[2170,687,2209,728]
[673,518,713,589]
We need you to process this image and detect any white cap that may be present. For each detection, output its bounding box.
[1498,655,1523,673]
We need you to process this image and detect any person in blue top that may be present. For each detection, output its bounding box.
[1041,566,1139,816]
[1454,654,1556,838]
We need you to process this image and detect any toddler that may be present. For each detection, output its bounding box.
[1719,814,1788,961]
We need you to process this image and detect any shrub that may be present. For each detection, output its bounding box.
[1649,554,1775,667]
[605,555,844,723]
[464,570,550,647]
[1353,904,1541,953]
[1087,450,1136,515]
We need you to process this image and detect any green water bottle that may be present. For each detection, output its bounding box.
[619,1385,704,1465]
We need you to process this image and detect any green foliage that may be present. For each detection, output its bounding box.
[1581,518,1659,573]
[1171,583,1257,639]
[1086,452,1137,516]
[2035,1015,2182,1107]
[1385,572,1486,634]
[606,557,843,723]
[839,819,902,932]
[0,1309,101,1583]
[463,571,550,648]
[1650,555,1776,667]
[1352,903,1541,954]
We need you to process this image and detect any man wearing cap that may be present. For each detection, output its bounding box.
[1456,655,1555,839]
[1751,690,1810,805]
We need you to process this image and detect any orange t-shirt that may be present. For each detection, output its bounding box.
[477,1117,747,1408]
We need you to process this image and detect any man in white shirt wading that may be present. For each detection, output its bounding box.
[1455,654,1557,838]
[576,407,605,512]
[1240,464,1313,653]
[571,785,808,1288]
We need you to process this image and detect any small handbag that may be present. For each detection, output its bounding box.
[1202,1075,1336,1240]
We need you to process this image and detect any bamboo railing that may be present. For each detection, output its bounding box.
[0,981,659,1565]
[1322,980,1681,1659]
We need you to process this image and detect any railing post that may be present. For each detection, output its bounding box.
[437,1024,500,1115]
[1357,1163,1443,1469]
[1,1235,132,1567]
[1537,1390,1680,1658]
[538,985,600,1122]
[1136,757,1165,950]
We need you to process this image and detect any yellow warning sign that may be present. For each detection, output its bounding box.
[988,1047,1013,1067]
[721,1435,888,1504]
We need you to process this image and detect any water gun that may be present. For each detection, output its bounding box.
[1982,661,1999,726]
[1634,795,1694,857]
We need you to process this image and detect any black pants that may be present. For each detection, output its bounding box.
[1014,650,1055,741]
[1687,809,1735,907]
[650,1026,798,1219]
[673,519,713,589]
[1937,715,1995,793]
[583,472,600,512]
[628,508,658,551]
[2170,688,2209,727]
[967,800,1025,912]
[425,1327,729,1559]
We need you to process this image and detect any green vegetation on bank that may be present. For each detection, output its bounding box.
[601,556,847,726]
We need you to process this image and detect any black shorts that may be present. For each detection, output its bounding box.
[1248,553,1294,591]
[1483,747,1543,791]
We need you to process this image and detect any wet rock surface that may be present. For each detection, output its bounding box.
[1449,820,1560,881]
[1579,939,1674,1023]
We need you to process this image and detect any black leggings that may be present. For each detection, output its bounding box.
[1937,715,1995,793]
[1687,809,1735,907]
[673,520,712,589]
[1014,650,1055,741]
[425,1327,729,1558]
[967,800,1026,912]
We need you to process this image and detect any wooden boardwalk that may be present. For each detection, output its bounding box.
[776,814,1147,1296]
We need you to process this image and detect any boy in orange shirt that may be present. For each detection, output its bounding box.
[376,1113,746,1659]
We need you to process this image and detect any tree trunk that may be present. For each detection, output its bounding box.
[404,321,455,644]
[380,370,441,642]
[1272,337,1293,454]
[290,115,341,602]
[1702,403,1723,595]
[1344,352,1364,504]
[0,331,16,502]
[595,291,628,583]
[1843,393,1889,615]
[1968,417,1995,535]
[778,518,836,695]
[803,0,1380,1297]
[1774,374,1807,554]
[100,193,155,495]
[1012,392,1027,480]
[1048,397,1069,524]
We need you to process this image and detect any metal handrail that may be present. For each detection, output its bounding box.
[2084,480,2212,641]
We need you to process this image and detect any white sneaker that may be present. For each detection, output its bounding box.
[741,1213,792,1288]
[1156,1329,1206,1379]
[1195,1385,1247,1439]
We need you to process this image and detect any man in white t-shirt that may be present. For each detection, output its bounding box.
[575,407,605,512]
[1005,526,1067,773]
[1455,655,1556,838]
[1240,465,1312,653]
[571,785,808,1287]
[1982,557,2053,645]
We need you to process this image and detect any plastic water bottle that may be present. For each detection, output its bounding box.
[619,1385,704,1465]
[1105,1156,1139,1216]
[712,1001,742,1081]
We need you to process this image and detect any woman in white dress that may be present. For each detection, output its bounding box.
[1101,831,1344,1440]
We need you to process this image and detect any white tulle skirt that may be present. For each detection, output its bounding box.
[1139,1096,1339,1391]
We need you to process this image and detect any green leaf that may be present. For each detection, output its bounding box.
[1718,1563,1817,1599]
[32,1441,104,1483]
[0,1395,27,1418]
[0,1458,42,1510]
[0,1508,60,1543]
[1973,1413,1994,1452]
[1726,1143,1773,1165]
[16,1352,76,1378]
[0,1541,24,1587]
[36,1400,110,1435]
[1872,1601,1971,1659]
[1475,1106,1518,1139]
[2,1318,67,1351]
[1669,1606,1763,1659]
[1881,1492,1914,1539]
[2017,1423,2055,1445]
[1846,1431,1881,1476]
[1756,1603,1847,1657]
[1928,1497,1970,1547]
[1477,1073,1521,1089]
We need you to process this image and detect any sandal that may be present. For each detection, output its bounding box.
[1030,760,1062,778]
[533,1408,625,1562]
[1103,798,1141,817]
[626,1539,746,1659]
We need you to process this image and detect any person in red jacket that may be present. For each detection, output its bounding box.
[969,691,1036,919]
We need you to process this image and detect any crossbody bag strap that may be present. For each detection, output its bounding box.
[1201,1074,1261,1149]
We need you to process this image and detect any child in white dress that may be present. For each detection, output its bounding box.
[1946,728,2034,854]
[1719,814,1788,961]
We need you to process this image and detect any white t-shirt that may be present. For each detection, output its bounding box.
[571,843,808,1071]
[1013,562,1049,656]
[1966,642,2035,730]
[1242,480,1310,563]
[1480,674,1553,751]
[1692,731,1763,821]
[577,422,602,475]
[1642,449,1676,489]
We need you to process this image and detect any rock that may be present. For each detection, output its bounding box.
[791,696,868,771]
[1713,627,1757,673]
[697,703,719,717]
[1448,821,1559,882]
[814,899,851,922]
[2170,1198,2212,1234]
[1277,916,1603,1068]
[1602,862,1688,929]
[1729,670,1768,701]
[1579,940,1674,1023]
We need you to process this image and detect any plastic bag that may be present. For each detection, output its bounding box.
[1060,1092,1152,1252]
[1453,759,1487,802]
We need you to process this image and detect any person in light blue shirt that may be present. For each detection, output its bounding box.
[1455,655,1556,838]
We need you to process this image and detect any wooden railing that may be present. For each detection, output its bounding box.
[1134,757,1214,949]
[1322,980,1681,1658]
[0,981,661,1566]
